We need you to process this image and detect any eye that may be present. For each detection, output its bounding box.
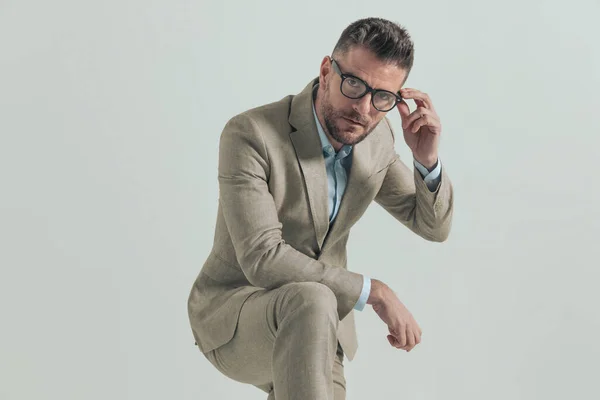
[378,92,392,101]
[346,78,360,87]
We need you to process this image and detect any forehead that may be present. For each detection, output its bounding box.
[335,47,406,93]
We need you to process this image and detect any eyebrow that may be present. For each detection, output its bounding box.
[336,60,400,95]
[336,60,372,87]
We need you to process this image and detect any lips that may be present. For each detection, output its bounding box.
[343,117,364,126]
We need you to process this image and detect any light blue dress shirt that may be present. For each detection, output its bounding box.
[311,88,441,311]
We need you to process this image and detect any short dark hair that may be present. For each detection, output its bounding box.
[332,17,415,72]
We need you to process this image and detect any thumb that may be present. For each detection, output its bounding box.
[397,99,410,125]
[387,334,400,348]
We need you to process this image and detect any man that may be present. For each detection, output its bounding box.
[188,17,453,400]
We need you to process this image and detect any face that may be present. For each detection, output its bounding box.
[317,46,407,147]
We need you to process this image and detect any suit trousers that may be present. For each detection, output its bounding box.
[202,281,347,400]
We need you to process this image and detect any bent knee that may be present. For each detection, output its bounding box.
[282,282,337,310]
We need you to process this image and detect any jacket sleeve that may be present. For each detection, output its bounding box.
[217,113,363,320]
[374,120,454,242]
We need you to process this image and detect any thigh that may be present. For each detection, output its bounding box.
[204,283,347,396]
[205,289,277,385]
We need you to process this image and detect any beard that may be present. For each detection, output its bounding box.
[319,84,377,146]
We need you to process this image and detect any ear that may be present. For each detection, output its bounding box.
[319,56,332,87]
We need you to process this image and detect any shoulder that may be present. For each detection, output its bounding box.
[224,94,294,136]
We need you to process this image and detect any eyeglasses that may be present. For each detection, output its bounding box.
[330,57,402,112]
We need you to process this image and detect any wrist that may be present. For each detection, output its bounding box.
[367,279,385,305]
[414,155,438,171]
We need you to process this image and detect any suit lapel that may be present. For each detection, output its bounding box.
[288,78,382,253]
[321,137,373,251]
[289,79,330,250]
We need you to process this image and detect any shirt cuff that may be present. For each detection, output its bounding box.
[414,158,442,191]
[354,276,371,311]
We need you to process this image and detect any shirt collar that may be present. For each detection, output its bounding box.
[311,84,353,158]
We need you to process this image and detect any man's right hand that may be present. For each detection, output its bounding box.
[367,278,422,352]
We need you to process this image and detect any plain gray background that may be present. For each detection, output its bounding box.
[1,0,599,399]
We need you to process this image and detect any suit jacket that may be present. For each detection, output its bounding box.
[187,78,453,361]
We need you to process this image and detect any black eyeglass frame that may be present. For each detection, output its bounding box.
[329,57,402,112]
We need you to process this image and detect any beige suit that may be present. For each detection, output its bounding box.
[188,78,453,397]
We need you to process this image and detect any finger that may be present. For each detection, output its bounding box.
[411,115,428,133]
[400,88,431,109]
[406,328,415,349]
[415,328,422,345]
[397,338,411,352]
[411,113,440,134]
[399,326,407,347]
[400,89,436,112]
[415,99,428,109]
[388,327,402,349]
[406,112,435,134]
[401,341,414,352]
[403,108,432,130]
[402,327,414,351]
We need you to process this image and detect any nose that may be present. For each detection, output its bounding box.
[353,93,372,116]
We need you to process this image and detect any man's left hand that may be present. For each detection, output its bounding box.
[397,88,442,170]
